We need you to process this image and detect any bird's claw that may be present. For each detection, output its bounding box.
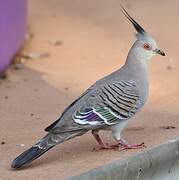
[92,143,117,151]
[120,142,146,150]
[92,142,146,151]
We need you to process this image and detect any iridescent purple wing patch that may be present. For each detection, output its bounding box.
[73,107,122,126]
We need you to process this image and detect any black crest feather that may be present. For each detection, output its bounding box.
[121,6,146,35]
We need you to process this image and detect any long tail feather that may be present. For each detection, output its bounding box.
[11,130,88,169]
[11,144,54,169]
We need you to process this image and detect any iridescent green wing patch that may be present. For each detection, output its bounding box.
[73,106,124,126]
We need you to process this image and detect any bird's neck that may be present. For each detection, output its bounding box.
[125,52,149,74]
[122,46,150,101]
[124,46,150,79]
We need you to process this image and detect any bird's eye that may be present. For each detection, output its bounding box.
[143,43,151,50]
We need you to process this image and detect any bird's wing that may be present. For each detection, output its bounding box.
[73,80,142,126]
[44,87,93,132]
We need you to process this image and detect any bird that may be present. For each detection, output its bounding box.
[11,6,165,169]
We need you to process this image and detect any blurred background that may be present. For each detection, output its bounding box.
[1,0,179,179]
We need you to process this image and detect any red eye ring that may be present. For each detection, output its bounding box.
[143,43,151,50]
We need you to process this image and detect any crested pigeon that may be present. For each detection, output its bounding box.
[11,7,165,169]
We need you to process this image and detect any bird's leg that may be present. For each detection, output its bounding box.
[91,130,111,151]
[107,139,146,150]
[91,130,145,151]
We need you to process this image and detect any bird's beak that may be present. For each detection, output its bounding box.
[154,49,165,56]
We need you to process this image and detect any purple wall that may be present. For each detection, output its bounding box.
[0,0,27,75]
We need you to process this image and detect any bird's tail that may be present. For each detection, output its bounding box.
[11,134,55,169]
[11,130,87,169]
[11,144,54,169]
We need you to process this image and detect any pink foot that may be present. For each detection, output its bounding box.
[105,142,119,149]
[91,130,118,151]
[92,144,112,151]
[105,139,146,150]
[91,130,146,151]
[118,139,146,150]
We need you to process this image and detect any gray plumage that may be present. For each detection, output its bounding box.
[11,6,165,169]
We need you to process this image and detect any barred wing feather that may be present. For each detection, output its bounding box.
[73,80,142,126]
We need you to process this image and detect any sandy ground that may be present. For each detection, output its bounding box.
[1,0,179,179]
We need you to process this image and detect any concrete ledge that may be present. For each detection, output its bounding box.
[68,137,179,180]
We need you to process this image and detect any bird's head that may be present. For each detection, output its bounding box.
[121,7,165,60]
